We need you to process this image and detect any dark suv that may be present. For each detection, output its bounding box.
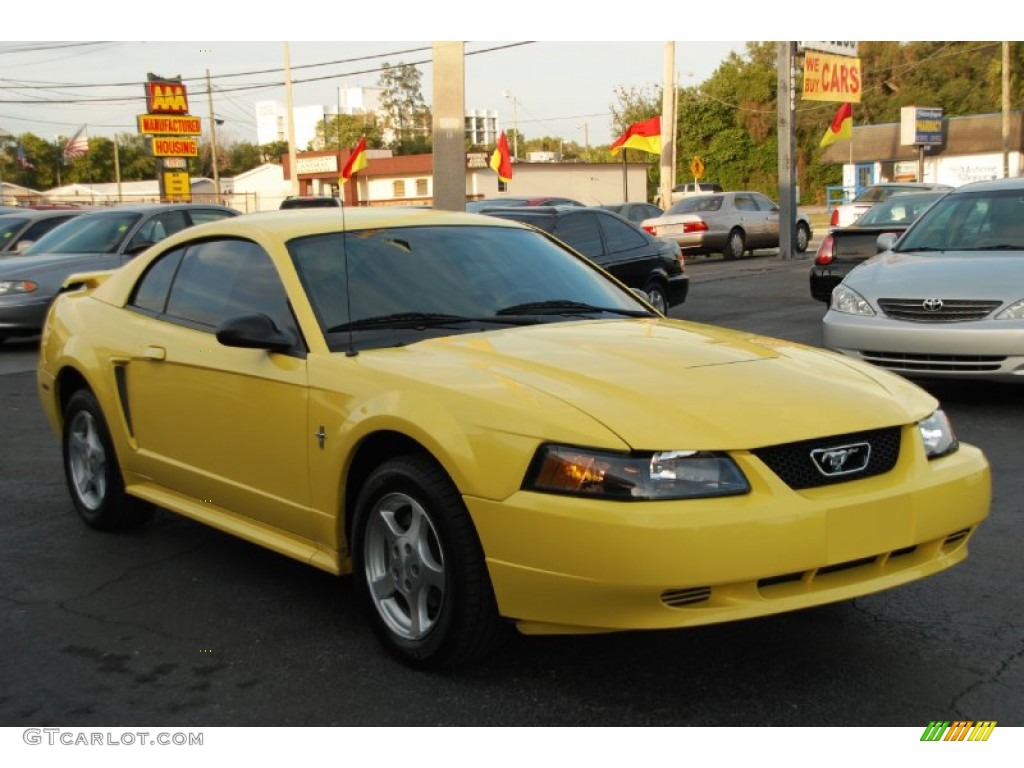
[481,206,688,312]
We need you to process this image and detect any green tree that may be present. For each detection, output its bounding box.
[378,62,432,154]
[311,113,383,152]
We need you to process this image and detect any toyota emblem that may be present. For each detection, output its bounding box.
[922,298,944,312]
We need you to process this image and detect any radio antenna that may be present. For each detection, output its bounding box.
[340,197,358,357]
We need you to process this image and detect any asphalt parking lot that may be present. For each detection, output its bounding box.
[1,251,1021,727]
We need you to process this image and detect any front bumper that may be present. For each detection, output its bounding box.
[467,434,989,634]
[823,311,1024,380]
[0,295,52,336]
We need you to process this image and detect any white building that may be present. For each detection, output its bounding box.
[256,89,502,152]
[255,101,333,150]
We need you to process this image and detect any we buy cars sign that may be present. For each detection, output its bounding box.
[802,50,862,103]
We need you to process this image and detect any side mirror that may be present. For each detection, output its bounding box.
[216,313,296,353]
[876,233,899,253]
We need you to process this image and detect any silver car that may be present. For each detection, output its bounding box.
[0,203,238,344]
[822,177,1024,381]
[642,191,813,259]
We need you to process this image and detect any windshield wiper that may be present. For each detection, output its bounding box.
[973,244,1021,251]
[496,300,653,318]
[328,312,538,332]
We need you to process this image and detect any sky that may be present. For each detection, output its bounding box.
[0,6,998,150]
[0,40,745,148]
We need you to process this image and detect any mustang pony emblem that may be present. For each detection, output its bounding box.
[810,442,872,476]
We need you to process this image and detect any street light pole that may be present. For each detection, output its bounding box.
[503,90,518,159]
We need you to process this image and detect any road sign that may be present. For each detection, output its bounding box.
[690,156,705,179]
[149,136,199,157]
[798,41,858,57]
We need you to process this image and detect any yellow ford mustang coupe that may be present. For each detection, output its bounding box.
[37,208,990,668]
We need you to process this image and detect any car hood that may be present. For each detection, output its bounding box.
[0,251,115,279]
[362,318,933,450]
[845,250,1024,299]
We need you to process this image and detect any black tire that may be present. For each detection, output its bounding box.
[643,281,668,314]
[795,222,811,254]
[351,454,508,669]
[723,228,745,260]
[62,389,153,531]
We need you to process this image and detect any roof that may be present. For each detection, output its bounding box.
[820,111,1024,164]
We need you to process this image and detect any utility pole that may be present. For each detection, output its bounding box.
[283,42,299,197]
[504,91,518,159]
[432,42,466,211]
[1003,41,1011,179]
[659,42,676,208]
[776,41,797,260]
[206,69,221,203]
[113,134,122,202]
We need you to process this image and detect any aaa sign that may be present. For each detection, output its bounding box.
[802,51,862,103]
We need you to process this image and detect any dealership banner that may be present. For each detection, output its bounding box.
[802,51,862,103]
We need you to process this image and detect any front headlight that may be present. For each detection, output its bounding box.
[0,280,38,296]
[524,445,750,500]
[918,410,958,459]
[831,284,876,316]
[995,299,1024,320]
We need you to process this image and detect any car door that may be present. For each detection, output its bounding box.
[124,237,313,539]
[732,193,769,248]
[752,193,782,248]
[592,211,661,291]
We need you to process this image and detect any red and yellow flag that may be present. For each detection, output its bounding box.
[820,103,853,148]
[490,131,513,182]
[340,136,368,184]
[609,116,662,156]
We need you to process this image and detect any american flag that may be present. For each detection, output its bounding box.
[15,143,34,170]
[63,125,89,160]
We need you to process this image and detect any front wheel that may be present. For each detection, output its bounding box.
[351,455,508,668]
[795,222,811,254]
[723,229,745,260]
[62,389,153,530]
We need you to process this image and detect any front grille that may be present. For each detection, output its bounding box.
[861,350,1005,373]
[878,298,1002,322]
[752,427,901,490]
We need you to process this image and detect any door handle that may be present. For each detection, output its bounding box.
[142,345,166,361]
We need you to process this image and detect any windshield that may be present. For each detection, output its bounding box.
[287,224,650,349]
[667,195,723,214]
[23,211,142,255]
[856,193,945,227]
[897,189,1024,252]
[466,199,530,212]
[853,185,932,204]
[0,217,29,244]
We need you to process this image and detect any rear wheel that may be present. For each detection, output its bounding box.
[352,455,508,668]
[795,222,811,254]
[644,281,668,314]
[723,229,745,260]
[62,389,153,530]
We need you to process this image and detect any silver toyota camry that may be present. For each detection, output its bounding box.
[822,177,1024,382]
